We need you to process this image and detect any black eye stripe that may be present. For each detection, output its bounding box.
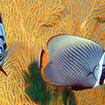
[0,46,4,55]
[0,56,4,61]
[0,14,3,24]
[103,69,105,74]
[3,43,6,50]
[99,69,105,85]
[99,75,104,85]
[0,36,4,40]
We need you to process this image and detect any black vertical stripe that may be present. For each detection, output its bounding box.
[3,43,6,50]
[99,74,105,85]
[0,36,4,40]
[0,56,4,61]
[99,69,105,85]
[0,66,7,76]
[0,14,2,24]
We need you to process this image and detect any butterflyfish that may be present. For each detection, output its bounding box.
[39,35,105,90]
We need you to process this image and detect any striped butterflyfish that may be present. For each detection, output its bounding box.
[38,35,105,90]
[0,14,21,76]
[0,13,8,76]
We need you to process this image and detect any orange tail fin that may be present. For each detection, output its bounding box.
[38,49,49,68]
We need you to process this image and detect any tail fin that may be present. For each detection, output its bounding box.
[38,49,49,68]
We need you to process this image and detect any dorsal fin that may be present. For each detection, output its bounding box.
[47,35,72,55]
[46,35,96,55]
[47,34,65,46]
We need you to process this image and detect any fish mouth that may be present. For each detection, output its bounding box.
[0,66,7,76]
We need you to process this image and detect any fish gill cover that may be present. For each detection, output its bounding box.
[0,0,105,105]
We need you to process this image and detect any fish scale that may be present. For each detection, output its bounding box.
[55,48,89,84]
[61,50,83,76]
[63,49,84,75]
[62,50,82,74]
[65,48,85,67]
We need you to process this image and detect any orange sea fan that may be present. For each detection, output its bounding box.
[0,0,105,105]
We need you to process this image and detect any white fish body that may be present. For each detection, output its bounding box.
[39,35,105,90]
